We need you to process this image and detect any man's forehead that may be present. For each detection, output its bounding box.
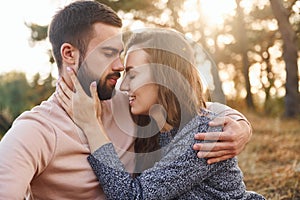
[89,23,123,53]
[99,34,123,50]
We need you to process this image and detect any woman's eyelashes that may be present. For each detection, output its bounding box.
[129,73,136,80]
[125,70,136,80]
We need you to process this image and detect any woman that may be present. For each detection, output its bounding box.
[58,29,264,199]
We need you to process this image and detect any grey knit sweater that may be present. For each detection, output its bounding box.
[88,113,265,200]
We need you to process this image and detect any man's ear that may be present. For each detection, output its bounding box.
[60,43,79,69]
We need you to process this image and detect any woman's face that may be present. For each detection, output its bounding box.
[120,50,159,115]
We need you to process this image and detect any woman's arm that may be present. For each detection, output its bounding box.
[87,115,232,200]
[80,117,109,152]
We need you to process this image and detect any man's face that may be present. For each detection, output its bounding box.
[77,22,124,100]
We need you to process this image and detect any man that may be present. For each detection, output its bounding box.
[0,1,251,199]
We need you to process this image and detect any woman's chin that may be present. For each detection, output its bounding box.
[130,108,138,115]
[130,108,148,116]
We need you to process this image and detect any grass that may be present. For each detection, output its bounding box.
[238,111,300,200]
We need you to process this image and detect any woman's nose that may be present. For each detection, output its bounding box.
[120,75,129,91]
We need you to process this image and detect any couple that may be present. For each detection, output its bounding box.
[57,28,264,199]
[0,1,263,199]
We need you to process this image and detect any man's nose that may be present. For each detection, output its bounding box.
[111,58,124,72]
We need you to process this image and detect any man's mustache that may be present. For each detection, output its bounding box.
[106,72,121,79]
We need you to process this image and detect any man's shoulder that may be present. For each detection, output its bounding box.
[15,98,55,123]
[11,97,66,134]
[206,102,232,117]
[177,112,219,137]
[2,98,60,146]
[206,101,228,110]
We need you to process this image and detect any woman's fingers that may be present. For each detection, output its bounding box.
[57,81,70,105]
[89,81,102,119]
[58,78,73,100]
[56,81,73,117]
[60,67,101,124]
[90,81,98,112]
[90,81,98,103]
[66,66,85,95]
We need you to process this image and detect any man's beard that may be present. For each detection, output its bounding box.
[77,60,121,100]
[97,82,115,100]
[97,72,121,100]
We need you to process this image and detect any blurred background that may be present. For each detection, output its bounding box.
[0,0,299,199]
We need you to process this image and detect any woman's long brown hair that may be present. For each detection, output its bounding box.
[124,29,206,176]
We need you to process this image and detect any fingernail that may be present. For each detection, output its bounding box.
[91,81,97,87]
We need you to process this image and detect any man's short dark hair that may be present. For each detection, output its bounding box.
[48,1,122,70]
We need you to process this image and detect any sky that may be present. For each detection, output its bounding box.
[0,0,73,80]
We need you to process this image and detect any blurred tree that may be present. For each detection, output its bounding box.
[26,23,48,42]
[0,72,55,135]
[26,0,226,103]
[235,0,254,109]
[269,0,300,117]
[0,113,10,136]
[97,0,157,12]
[27,73,56,107]
[0,72,32,119]
[0,72,30,135]
[26,0,300,117]
[105,0,226,102]
[229,1,280,112]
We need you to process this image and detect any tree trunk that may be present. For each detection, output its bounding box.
[198,0,225,104]
[270,0,300,117]
[209,34,226,104]
[236,0,255,109]
[209,59,226,104]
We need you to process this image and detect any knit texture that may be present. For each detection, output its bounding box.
[88,111,265,200]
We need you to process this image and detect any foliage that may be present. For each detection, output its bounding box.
[95,0,300,117]
[25,0,300,117]
[0,72,55,135]
[97,0,158,12]
[0,72,31,119]
[25,23,48,42]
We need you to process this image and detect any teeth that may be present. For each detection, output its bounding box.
[129,96,135,102]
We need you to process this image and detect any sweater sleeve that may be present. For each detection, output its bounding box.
[0,118,55,199]
[206,102,249,122]
[88,116,232,200]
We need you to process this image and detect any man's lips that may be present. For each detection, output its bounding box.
[108,77,118,85]
[107,73,121,85]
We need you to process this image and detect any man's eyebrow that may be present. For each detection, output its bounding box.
[101,46,120,54]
